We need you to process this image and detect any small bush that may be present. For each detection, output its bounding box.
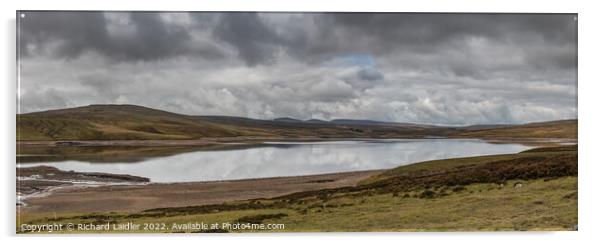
[418,190,436,199]
[193,228,229,233]
[563,192,577,200]
[235,213,288,224]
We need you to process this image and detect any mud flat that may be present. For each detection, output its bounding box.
[17,168,383,213]
[17,166,150,206]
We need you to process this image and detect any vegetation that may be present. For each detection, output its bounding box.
[17,145,577,233]
[455,119,577,139]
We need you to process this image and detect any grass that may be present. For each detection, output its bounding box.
[362,144,577,185]
[455,119,577,139]
[17,145,577,233]
[17,177,577,233]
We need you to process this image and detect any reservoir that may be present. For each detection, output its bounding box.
[17,139,533,183]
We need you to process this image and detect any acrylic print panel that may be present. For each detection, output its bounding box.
[16,11,577,233]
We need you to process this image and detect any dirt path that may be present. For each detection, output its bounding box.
[19,170,383,214]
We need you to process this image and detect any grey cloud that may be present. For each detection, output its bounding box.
[17,12,577,125]
[212,13,284,66]
[109,12,192,60]
[19,12,577,72]
[328,13,576,51]
[79,74,124,101]
[19,12,109,58]
[19,88,69,113]
[19,11,224,61]
[357,67,384,81]
[295,13,577,75]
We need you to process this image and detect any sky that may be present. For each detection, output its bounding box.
[17,12,577,125]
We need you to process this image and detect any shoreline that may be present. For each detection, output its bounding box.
[17,168,384,213]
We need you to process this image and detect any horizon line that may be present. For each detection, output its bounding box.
[17,103,578,128]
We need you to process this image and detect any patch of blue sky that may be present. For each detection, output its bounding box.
[323,53,376,67]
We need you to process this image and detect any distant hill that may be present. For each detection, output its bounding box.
[273,117,303,123]
[277,118,437,127]
[455,119,577,139]
[16,104,577,140]
[329,119,439,128]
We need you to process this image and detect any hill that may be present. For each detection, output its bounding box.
[455,119,577,139]
[17,104,274,140]
[16,104,577,141]
[17,104,448,140]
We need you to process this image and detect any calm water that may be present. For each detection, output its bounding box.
[18,139,532,183]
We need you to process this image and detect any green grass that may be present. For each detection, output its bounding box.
[17,177,577,233]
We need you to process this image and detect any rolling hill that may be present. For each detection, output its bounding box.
[16,104,577,141]
[454,119,577,139]
[16,104,275,140]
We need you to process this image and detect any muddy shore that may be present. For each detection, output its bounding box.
[17,167,383,213]
[17,166,150,206]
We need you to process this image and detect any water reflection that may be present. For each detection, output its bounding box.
[18,139,532,183]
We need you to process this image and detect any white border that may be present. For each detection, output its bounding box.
[2,0,600,244]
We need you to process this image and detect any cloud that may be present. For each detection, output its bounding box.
[17,12,577,125]
[19,88,69,113]
[212,13,285,66]
[19,12,224,61]
[357,67,384,81]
